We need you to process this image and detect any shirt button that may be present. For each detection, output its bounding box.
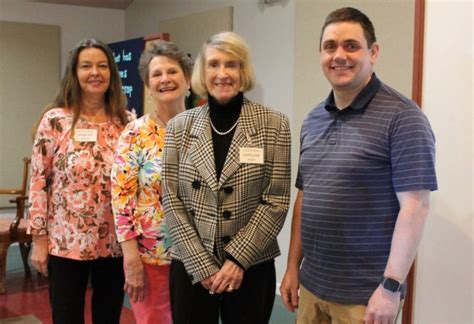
[192,180,201,189]
[223,186,233,194]
[222,236,231,244]
[188,274,194,281]
[223,210,231,219]
[189,208,196,217]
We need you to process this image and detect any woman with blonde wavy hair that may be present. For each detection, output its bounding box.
[162,31,291,324]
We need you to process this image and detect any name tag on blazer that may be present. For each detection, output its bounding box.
[239,147,264,164]
[74,128,97,142]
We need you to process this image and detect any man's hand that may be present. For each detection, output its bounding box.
[364,285,401,324]
[31,235,49,277]
[279,267,300,312]
[209,260,244,294]
[280,190,304,312]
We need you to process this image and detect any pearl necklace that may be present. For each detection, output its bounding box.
[209,117,239,136]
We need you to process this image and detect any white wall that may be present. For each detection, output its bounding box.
[0,22,60,206]
[126,0,295,282]
[0,0,125,73]
[415,1,473,323]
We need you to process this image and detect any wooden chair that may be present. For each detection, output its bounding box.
[0,157,32,294]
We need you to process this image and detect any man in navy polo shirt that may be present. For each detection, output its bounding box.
[280,7,437,323]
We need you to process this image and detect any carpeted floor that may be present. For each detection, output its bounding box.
[0,245,135,324]
[1,244,295,323]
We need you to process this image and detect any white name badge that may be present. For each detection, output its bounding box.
[239,147,264,164]
[74,128,97,142]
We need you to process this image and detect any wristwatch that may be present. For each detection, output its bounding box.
[381,276,404,293]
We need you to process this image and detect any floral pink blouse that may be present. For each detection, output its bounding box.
[111,115,171,266]
[28,108,125,260]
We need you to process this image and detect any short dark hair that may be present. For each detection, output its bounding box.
[138,40,193,87]
[320,7,376,49]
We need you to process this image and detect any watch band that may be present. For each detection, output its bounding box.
[381,276,404,293]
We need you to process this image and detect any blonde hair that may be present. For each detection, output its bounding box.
[191,32,255,98]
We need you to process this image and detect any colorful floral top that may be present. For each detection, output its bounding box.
[111,115,171,266]
[28,108,126,260]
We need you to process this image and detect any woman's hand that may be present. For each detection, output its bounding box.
[200,273,217,292]
[31,235,49,276]
[210,259,244,294]
[124,258,146,303]
[121,239,147,303]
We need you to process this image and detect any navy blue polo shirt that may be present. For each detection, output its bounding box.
[296,74,437,304]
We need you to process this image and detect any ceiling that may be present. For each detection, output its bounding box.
[28,0,135,10]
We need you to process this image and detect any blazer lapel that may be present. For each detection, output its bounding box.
[189,105,219,192]
[218,99,257,188]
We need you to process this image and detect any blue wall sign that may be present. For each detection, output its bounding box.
[109,37,145,117]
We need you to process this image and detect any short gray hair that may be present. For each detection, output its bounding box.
[138,40,193,87]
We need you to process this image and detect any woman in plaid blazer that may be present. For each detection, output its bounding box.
[162,32,291,324]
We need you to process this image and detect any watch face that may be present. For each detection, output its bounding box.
[383,277,401,292]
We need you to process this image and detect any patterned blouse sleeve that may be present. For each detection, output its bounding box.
[28,111,58,235]
[111,121,141,242]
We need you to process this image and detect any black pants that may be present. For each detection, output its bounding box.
[170,259,276,324]
[48,255,125,324]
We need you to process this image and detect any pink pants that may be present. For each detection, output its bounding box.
[130,263,171,324]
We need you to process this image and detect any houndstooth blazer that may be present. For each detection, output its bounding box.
[162,98,291,284]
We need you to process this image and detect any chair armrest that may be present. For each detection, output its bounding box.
[9,196,30,238]
[0,189,23,195]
